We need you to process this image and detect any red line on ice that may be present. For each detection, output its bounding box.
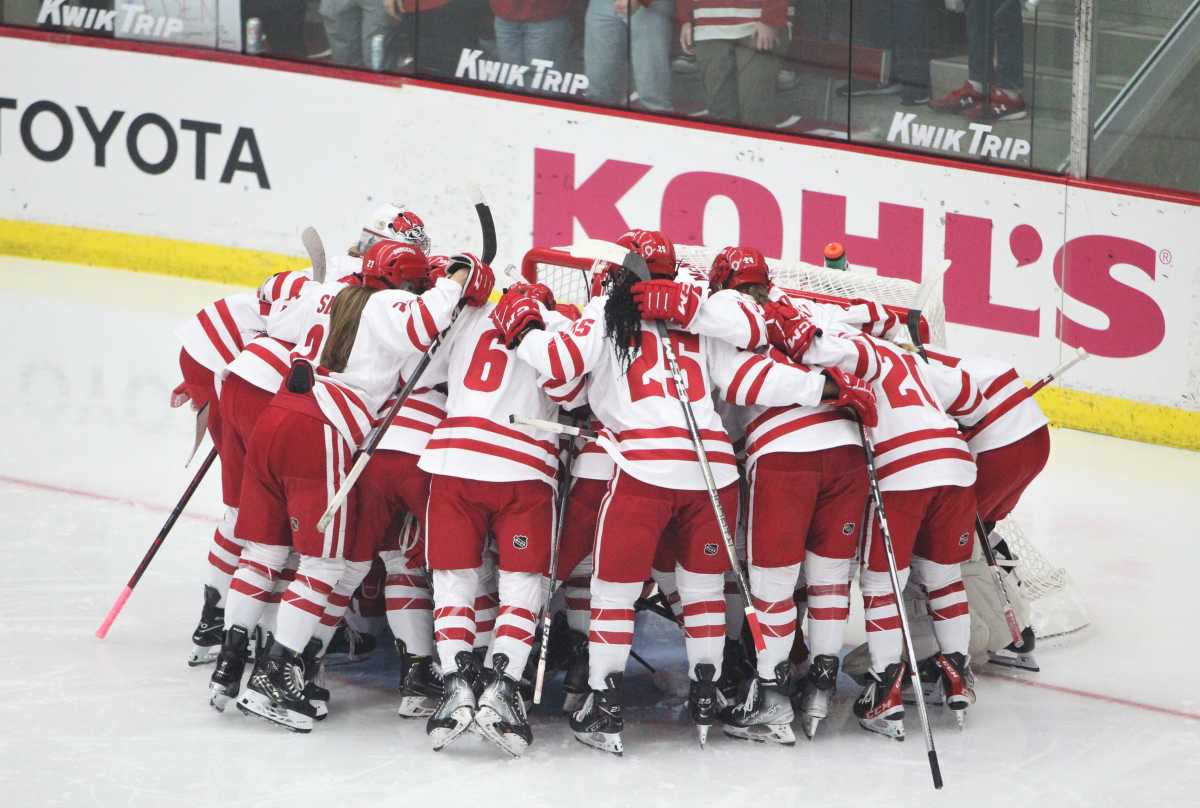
[0,475,220,523]
[979,670,1200,722]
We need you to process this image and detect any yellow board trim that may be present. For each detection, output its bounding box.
[2,217,1198,450]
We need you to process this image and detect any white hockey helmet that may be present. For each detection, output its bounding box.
[356,203,432,256]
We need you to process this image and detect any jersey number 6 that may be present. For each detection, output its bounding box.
[464,331,510,393]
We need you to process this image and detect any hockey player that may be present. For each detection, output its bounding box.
[207,243,492,732]
[413,278,568,757]
[704,247,875,743]
[502,260,872,755]
[801,328,983,739]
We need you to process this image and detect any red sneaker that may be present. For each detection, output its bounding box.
[967,88,1028,122]
[928,81,984,115]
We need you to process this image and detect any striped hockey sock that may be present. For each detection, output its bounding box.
[676,566,726,679]
[431,567,479,673]
[381,550,434,657]
[804,553,851,657]
[274,556,343,654]
[491,571,544,674]
[587,578,641,690]
[912,556,971,657]
[225,542,290,633]
[748,563,800,678]
[313,559,372,652]
[563,553,593,634]
[204,507,244,607]
[862,567,910,672]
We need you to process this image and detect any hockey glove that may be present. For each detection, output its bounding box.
[504,281,556,311]
[824,367,877,428]
[491,288,545,349]
[631,279,702,328]
[555,302,582,322]
[449,253,496,307]
[170,382,191,409]
[763,302,821,361]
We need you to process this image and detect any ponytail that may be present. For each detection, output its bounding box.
[319,285,377,372]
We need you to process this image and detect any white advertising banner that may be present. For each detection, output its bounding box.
[1,34,1197,410]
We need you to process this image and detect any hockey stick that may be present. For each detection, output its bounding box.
[96,446,219,639]
[467,184,498,264]
[857,420,943,790]
[316,266,476,533]
[532,423,583,705]
[1027,347,1089,396]
[185,402,210,466]
[509,414,597,440]
[302,226,327,283]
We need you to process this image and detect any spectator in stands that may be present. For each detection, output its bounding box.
[893,0,931,105]
[384,0,478,77]
[836,1,899,97]
[677,0,789,128]
[930,0,1027,120]
[492,1,574,72]
[321,0,394,67]
[584,0,674,112]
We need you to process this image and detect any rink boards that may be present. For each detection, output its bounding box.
[1,27,1198,449]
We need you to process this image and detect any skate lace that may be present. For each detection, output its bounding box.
[285,663,306,698]
[737,679,759,715]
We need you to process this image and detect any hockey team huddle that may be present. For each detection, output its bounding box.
[173,204,1050,759]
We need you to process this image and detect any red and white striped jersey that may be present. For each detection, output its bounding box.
[720,348,861,468]
[923,346,1048,454]
[175,293,267,374]
[222,335,295,393]
[514,296,825,491]
[804,332,978,492]
[267,278,464,447]
[773,286,906,342]
[417,304,562,488]
[375,377,448,456]
[687,287,768,350]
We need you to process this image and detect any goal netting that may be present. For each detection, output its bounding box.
[522,245,1088,640]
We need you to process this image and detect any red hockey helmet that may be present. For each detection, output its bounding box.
[709,246,770,291]
[361,239,431,290]
[617,229,677,278]
[589,259,618,298]
[357,203,432,255]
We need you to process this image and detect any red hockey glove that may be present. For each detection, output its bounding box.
[631,279,702,327]
[449,253,495,307]
[491,288,545,349]
[825,367,877,427]
[505,281,556,311]
[554,302,581,322]
[763,302,821,361]
[170,382,191,409]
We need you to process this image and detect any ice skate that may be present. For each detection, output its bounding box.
[853,662,906,740]
[300,638,329,720]
[570,673,624,756]
[931,652,975,727]
[249,625,273,664]
[797,654,839,740]
[188,585,224,666]
[395,640,443,719]
[688,663,723,748]
[716,637,753,702]
[722,663,796,745]
[560,628,590,714]
[208,624,249,711]
[988,626,1040,671]
[474,653,533,757]
[236,645,317,733]
[325,623,375,663]
[426,651,479,751]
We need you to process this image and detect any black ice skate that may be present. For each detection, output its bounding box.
[688,663,724,748]
[188,585,224,666]
[561,628,590,714]
[570,673,624,756]
[722,662,796,745]
[988,625,1040,672]
[325,623,376,663]
[796,654,839,740]
[236,644,317,733]
[300,638,329,721]
[931,652,976,728]
[248,625,273,664]
[208,624,249,711]
[716,637,754,703]
[426,651,479,751]
[475,654,533,758]
[395,640,443,719]
[853,662,906,740]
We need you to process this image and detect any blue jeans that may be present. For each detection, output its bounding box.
[494,16,572,71]
[968,0,1024,91]
[583,0,673,111]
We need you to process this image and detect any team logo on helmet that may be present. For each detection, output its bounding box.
[842,521,856,535]
[289,517,300,532]
[389,212,431,254]
[512,534,529,550]
[703,543,719,557]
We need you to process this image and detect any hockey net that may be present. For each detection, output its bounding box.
[522,246,1088,640]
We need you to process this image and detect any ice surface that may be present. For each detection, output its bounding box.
[1,257,1198,808]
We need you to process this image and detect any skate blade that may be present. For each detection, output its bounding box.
[988,650,1040,672]
[235,691,314,733]
[858,715,905,741]
[801,716,820,740]
[561,692,587,715]
[723,722,797,746]
[474,707,529,758]
[574,731,623,756]
[189,646,220,667]
[953,709,966,730]
[697,723,710,748]
[397,695,438,719]
[429,707,474,751]
[208,683,236,713]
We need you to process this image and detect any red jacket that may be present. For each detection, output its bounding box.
[490,0,572,20]
[676,0,788,29]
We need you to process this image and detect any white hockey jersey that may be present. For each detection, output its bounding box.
[266,278,463,447]
[176,293,267,373]
[417,303,562,487]
[804,332,978,492]
[515,297,826,491]
[924,346,1048,454]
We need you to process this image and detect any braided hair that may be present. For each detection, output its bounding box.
[603,268,644,372]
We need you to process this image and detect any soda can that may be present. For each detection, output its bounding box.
[369,33,387,71]
[245,17,264,55]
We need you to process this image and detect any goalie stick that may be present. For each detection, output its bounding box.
[301,226,327,283]
[317,198,496,532]
[568,240,768,681]
[509,414,597,440]
[96,446,219,639]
